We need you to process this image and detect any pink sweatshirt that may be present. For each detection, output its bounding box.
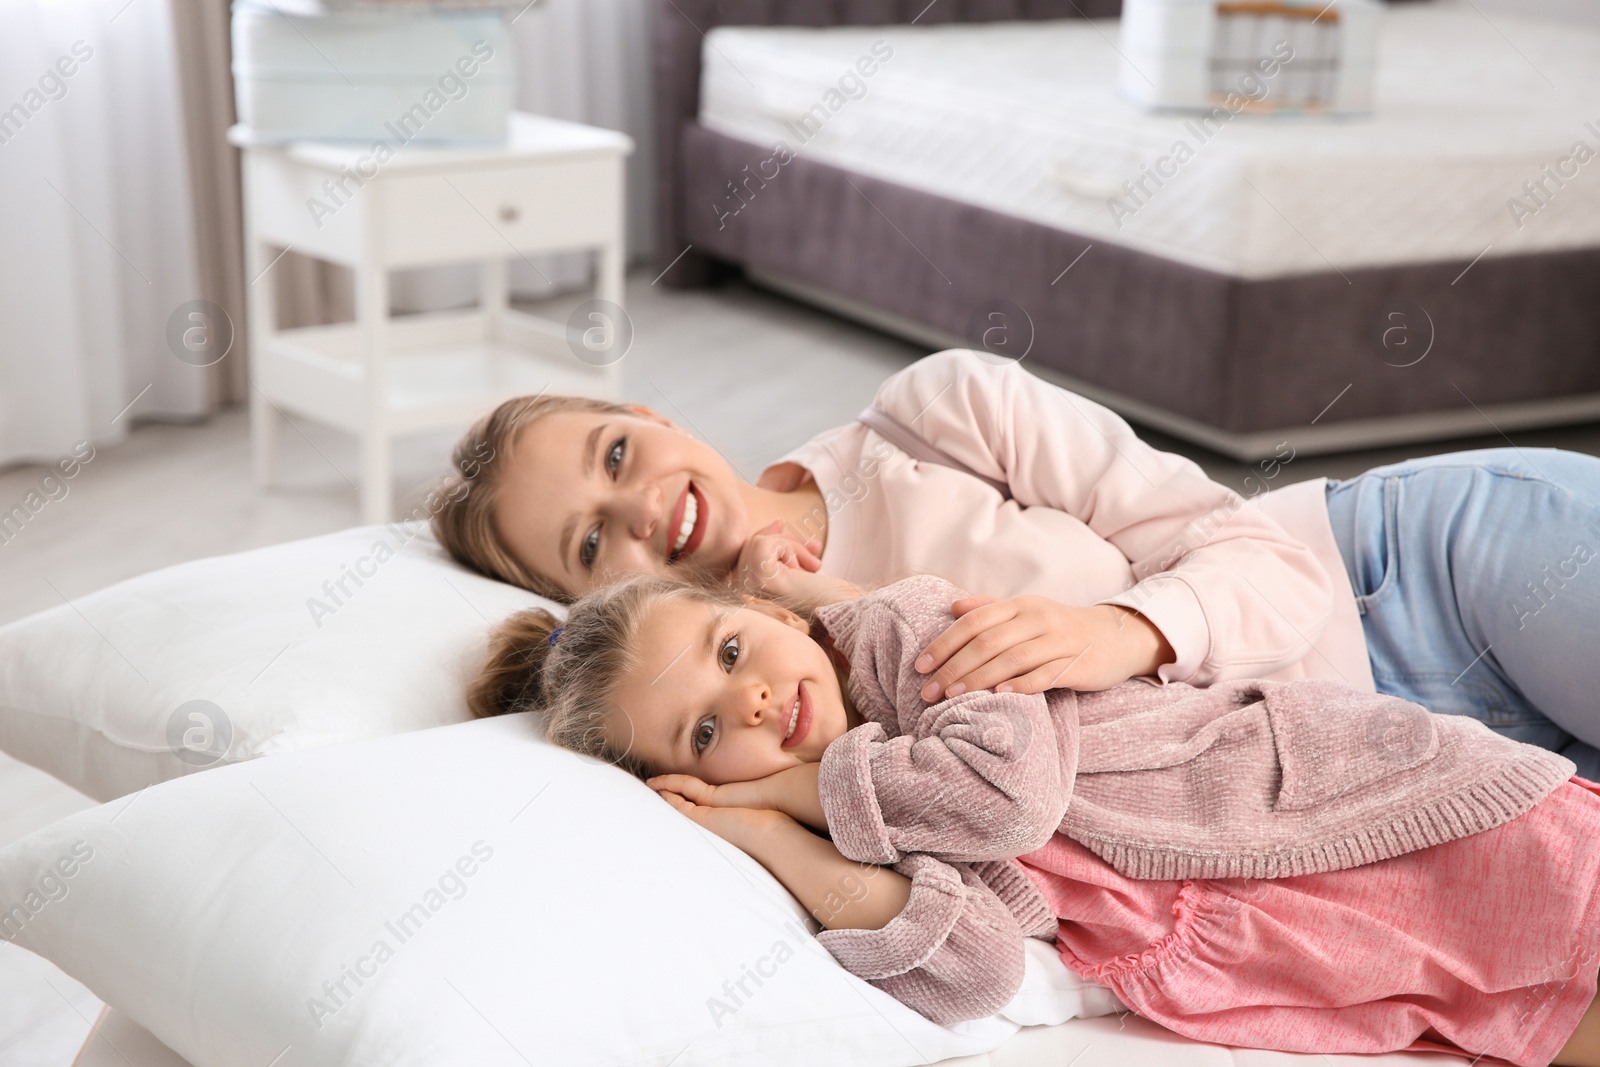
[760,349,1375,691]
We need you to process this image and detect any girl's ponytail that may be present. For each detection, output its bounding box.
[468,607,563,719]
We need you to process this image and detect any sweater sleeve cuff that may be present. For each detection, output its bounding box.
[813,596,863,657]
[813,853,964,979]
[1100,575,1209,685]
[818,721,898,865]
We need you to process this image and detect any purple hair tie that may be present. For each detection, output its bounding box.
[547,626,564,648]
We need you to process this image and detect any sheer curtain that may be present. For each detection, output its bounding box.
[0,0,212,467]
[516,0,654,263]
[0,0,657,460]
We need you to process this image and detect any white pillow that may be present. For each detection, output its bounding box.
[0,714,1112,1066]
[0,523,547,801]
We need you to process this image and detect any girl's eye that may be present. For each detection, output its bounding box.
[692,717,715,755]
[606,437,625,478]
[717,634,741,672]
[579,527,600,570]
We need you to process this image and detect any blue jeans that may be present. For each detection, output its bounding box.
[1324,447,1600,781]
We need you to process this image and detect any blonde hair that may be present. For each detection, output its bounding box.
[432,393,637,603]
[469,575,749,781]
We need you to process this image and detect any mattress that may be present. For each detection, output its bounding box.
[698,2,1600,278]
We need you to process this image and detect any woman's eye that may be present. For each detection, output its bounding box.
[692,717,715,755]
[579,527,600,570]
[717,634,741,672]
[578,438,625,571]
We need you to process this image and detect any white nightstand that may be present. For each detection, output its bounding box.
[231,112,634,522]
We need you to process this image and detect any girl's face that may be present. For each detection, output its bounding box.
[494,408,753,598]
[609,598,853,785]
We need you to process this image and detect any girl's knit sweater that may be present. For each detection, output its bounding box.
[810,574,1576,1026]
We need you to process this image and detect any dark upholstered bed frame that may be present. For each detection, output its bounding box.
[653,0,1600,459]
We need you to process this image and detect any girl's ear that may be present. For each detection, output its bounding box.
[741,596,809,633]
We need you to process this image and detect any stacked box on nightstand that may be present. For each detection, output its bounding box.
[1118,0,1381,115]
[230,0,527,145]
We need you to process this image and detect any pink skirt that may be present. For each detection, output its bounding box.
[1015,775,1600,1067]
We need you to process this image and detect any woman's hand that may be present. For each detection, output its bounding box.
[651,784,792,852]
[730,520,860,611]
[914,595,1175,701]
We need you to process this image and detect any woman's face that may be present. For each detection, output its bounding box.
[494,408,753,598]
[609,598,851,785]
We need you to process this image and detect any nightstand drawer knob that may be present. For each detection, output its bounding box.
[498,203,521,223]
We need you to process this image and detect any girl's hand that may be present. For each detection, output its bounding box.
[659,791,914,933]
[914,595,1175,701]
[730,520,860,611]
[731,520,821,597]
[647,772,773,812]
[649,765,828,832]
[652,786,791,852]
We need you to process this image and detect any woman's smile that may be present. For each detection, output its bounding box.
[492,409,757,595]
[668,480,710,563]
[485,406,828,599]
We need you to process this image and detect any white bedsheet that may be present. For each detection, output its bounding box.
[699,3,1600,278]
[70,940,1444,1067]
[78,1004,1457,1067]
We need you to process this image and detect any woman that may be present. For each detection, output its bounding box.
[432,349,1600,775]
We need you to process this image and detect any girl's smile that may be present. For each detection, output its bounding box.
[781,681,812,749]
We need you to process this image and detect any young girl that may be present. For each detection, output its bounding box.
[470,570,1600,1067]
[435,349,1600,779]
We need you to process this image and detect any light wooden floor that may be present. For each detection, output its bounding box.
[3,269,1600,1065]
